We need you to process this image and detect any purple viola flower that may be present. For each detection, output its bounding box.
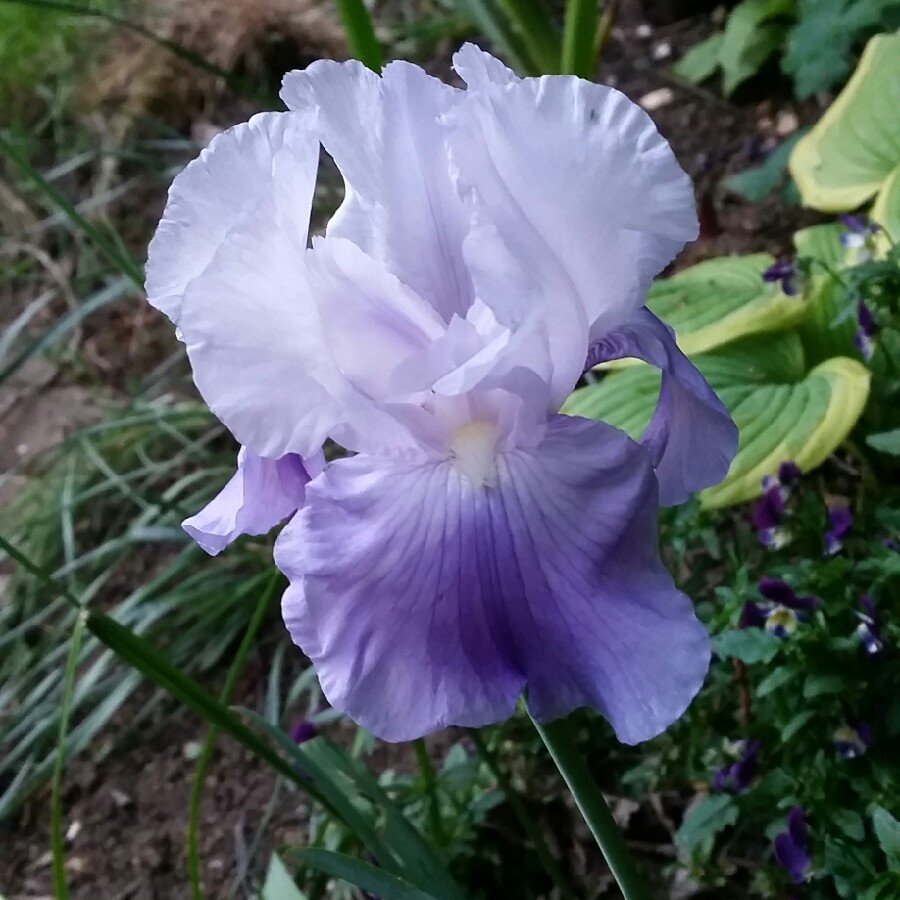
[751,481,789,548]
[739,600,767,629]
[758,578,818,611]
[839,214,880,263]
[762,258,799,296]
[855,595,884,654]
[833,721,871,759]
[774,806,812,884]
[713,739,760,792]
[144,47,738,743]
[854,300,877,361]
[778,461,802,486]
[824,504,852,555]
[290,719,318,744]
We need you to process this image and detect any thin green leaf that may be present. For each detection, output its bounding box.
[451,0,539,73]
[50,611,86,900]
[0,134,143,285]
[496,0,560,72]
[288,849,442,900]
[334,0,382,71]
[561,0,599,77]
[866,428,900,456]
[187,574,279,900]
[261,852,310,900]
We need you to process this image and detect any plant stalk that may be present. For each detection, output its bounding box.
[530,713,652,900]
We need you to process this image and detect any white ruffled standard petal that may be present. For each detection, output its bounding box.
[281,59,473,321]
[277,415,710,743]
[183,448,323,555]
[450,44,698,344]
[146,112,317,324]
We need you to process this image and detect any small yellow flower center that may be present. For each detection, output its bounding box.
[449,422,498,487]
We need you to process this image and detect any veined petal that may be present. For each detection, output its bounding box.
[450,44,698,343]
[184,448,323,555]
[281,59,473,321]
[277,415,709,743]
[146,112,317,324]
[587,308,738,505]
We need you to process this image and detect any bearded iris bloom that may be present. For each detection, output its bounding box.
[146,46,737,743]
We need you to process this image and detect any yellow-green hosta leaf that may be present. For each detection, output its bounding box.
[789,31,900,212]
[871,163,900,241]
[645,254,806,357]
[598,253,806,374]
[565,331,871,508]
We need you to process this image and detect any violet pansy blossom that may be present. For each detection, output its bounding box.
[824,504,852,555]
[774,806,812,884]
[145,47,737,743]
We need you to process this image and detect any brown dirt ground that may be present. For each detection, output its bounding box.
[0,5,840,899]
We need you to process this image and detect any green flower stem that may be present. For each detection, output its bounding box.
[468,729,577,900]
[530,713,652,900]
[413,738,445,845]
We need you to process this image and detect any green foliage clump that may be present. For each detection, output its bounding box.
[675,0,900,99]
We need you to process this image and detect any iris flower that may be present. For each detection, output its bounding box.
[146,47,737,743]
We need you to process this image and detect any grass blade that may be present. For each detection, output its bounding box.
[0,132,144,287]
[334,0,382,71]
[561,0,600,77]
[186,573,280,900]
[495,0,560,72]
[50,610,86,900]
[287,849,442,900]
[450,0,540,73]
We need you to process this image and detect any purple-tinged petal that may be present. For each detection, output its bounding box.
[586,308,737,505]
[778,461,802,486]
[774,806,811,883]
[739,601,767,629]
[183,449,323,556]
[824,504,852,555]
[290,720,318,744]
[147,111,316,326]
[774,833,811,884]
[839,213,867,234]
[277,415,709,744]
[281,59,474,322]
[752,487,784,531]
[762,259,794,282]
[758,577,818,611]
[787,806,807,848]
[732,739,760,791]
[765,607,799,638]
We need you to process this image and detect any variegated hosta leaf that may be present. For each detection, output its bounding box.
[871,164,900,243]
[600,253,806,373]
[645,254,807,357]
[566,331,871,508]
[789,31,900,212]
